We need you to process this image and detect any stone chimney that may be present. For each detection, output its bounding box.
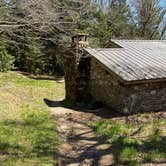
[65,33,89,105]
[72,33,89,48]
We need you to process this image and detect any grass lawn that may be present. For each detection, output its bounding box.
[91,115,166,165]
[0,71,65,165]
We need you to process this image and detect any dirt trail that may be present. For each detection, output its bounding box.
[50,106,114,166]
[48,100,166,166]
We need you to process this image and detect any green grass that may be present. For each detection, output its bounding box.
[91,118,166,165]
[0,71,65,165]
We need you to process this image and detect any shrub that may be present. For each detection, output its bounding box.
[0,42,15,72]
[91,120,130,142]
[119,146,138,164]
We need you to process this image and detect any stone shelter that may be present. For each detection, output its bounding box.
[65,34,166,114]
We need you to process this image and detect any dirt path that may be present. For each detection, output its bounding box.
[50,105,114,166]
[47,100,166,166]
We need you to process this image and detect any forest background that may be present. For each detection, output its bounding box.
[0,0,165,75]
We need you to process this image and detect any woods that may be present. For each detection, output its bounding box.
[0,1,166,165]
[0,0,165,74]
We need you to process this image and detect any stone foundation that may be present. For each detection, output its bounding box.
[125,83,166,114]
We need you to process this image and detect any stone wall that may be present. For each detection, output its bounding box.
[90,58,129,113]
[65,49,78,104]
[76,57,91,103]
[126,83,166,114]
[65,38,166,113]
[65,47,91,105]
[90,58,166,114]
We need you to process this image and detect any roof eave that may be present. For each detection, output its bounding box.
[124,78,166,86]
[83,48,166,86]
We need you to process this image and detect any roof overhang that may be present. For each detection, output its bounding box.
[83,45,166,86]
[90,54,166,86]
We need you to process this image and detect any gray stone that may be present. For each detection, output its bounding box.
[65,35,166,114]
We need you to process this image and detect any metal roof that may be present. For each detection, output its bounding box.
[111,40,166,51]
[84,40,166,83]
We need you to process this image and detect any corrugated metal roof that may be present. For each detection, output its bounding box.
[84,40,166,83]
[111,40,166,51]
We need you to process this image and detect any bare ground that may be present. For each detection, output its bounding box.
[46,99,166,166]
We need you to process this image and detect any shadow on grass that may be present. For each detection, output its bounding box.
[57,117,113,166]
[57,116,166,165]
[0,117,59,165]
[110,135,166,165]
[2,120,58,133]
[19,71,64,81]
[90,120,166,165]
[43,99,166,165]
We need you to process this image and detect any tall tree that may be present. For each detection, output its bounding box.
[132,0,166,39]
[0,0,97,74]
[107,0,136,39]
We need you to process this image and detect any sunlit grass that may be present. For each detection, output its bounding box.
[0,71,65,165]
[91,118,166,165]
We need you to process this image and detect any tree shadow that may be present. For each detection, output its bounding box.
[44,98,64,107]
[110,135,166,165]
[57,117,114,166]
[59,118,166,166]
[18,71,64,81]
[0,118,59,165]
[43,98,124,119]
[43,99,166,165]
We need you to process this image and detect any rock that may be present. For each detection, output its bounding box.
[99,154,114,166]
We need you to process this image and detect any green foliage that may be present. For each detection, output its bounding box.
[122,137,139,147]
[107,0,135,39]
[91,119,166,165]
[21,105,52,125]
[0,42,15,72]
[0,0,165,74]
[120,146,138,163]
[0,108,59,165]
[0,71,65,165]
[91,120,131,142]
[90,10,112,46]
[22,35,44,75]
[148,128,161,142]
